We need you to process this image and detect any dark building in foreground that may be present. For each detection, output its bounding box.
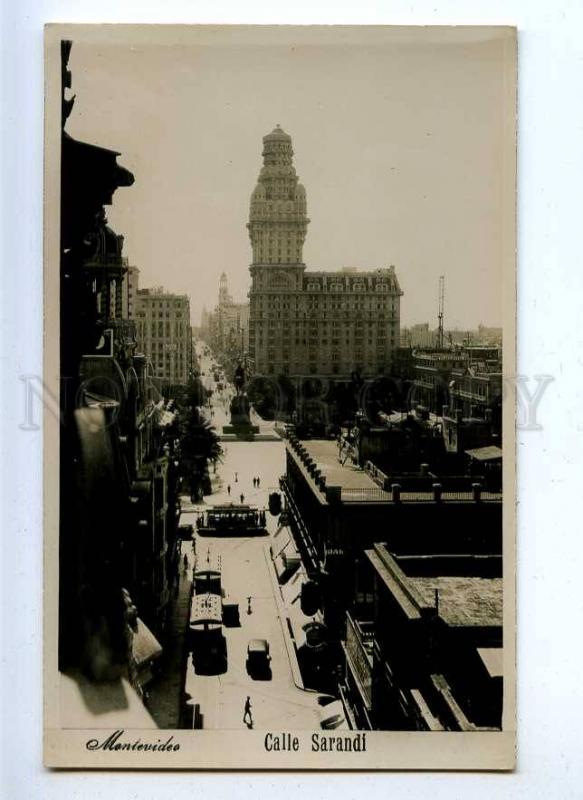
[279,434,502,715]
[59,41,181,723]
[342,543,502,731]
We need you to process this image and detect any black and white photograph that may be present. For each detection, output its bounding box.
[43,24,516,769]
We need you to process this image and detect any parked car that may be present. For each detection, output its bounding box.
[246,638,271,679]
[318,700,350,730]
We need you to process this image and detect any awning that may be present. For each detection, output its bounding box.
[288,607,311,649]
[282,538,300,562]
[277,556,301,585]
[132,618,163,668]
[274,554,288,580]
[271,525,292,559]
[281,568,306,607]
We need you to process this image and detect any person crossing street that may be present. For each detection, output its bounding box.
[243,696,253,728]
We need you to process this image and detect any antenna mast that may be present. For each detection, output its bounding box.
[437,275,445,349]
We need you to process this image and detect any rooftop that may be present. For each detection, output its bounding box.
[302,440,378,491]
[137,287,189,300]
[411,575,502,628]
[287,437,502,504]
[465,446,503,462]
[366,544,502,629]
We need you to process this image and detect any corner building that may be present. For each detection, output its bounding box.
[248,126,403,378]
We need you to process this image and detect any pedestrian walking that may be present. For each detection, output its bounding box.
[243,696,253,728]
[240,493,245,504]
[257,476,260,487]
[183,554,188,571]
[235,472,238,483]
[227,484,231,496]
[247,596,252,615]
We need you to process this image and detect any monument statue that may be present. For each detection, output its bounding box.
[234,362,246,395]
[230,392,251,427]
[223,361,259,437]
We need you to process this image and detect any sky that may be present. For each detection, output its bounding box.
[65,26,514,329]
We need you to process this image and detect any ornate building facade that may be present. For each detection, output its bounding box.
[134,286,193,386]
[247,125,403,379]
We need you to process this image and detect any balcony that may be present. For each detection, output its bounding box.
[343,612,374,710]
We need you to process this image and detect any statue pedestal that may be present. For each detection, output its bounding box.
[223,393,260,438]
[222,423,260,436]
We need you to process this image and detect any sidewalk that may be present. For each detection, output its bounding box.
[146,546,193,728]
[263,541,310,693]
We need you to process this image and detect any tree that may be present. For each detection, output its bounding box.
[170,377,222,500]
[247,376,279,419]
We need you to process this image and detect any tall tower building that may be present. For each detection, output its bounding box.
[247,124,309,270]
[218,271,232,307]
[247,126,402,381]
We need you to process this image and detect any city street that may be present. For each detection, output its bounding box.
[196,346,277,438]
[177,344,322,730]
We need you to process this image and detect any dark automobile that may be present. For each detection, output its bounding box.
[246,638,272,679]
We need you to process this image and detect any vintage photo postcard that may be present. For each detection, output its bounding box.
[44,24,516,770]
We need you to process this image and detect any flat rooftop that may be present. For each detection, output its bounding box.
[412,575,502,628]
[289,439,501,503]
[367,544,502,629]
[302,440,378,491]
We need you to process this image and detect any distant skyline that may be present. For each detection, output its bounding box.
[66,26,513,330]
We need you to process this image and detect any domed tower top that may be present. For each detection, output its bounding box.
[261,124,294,167]
[248,125,309,267]
[264,124,292,141]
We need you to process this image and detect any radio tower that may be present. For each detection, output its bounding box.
[437,275,445,349]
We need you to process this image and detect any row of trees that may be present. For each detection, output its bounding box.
[246,373,405,431]
[169,375,222,501]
